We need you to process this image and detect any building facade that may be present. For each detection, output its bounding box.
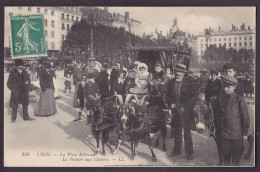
[80,7,142,37]
[4,6,82,58]
[80,7,113,26]
[197,24,256,63]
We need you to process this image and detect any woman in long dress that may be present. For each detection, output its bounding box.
[35,63,57,116]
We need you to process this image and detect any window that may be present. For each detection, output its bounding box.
[219,43,221,47]
[67,24,70,31]
[219,38,221,41]
[239,42,242,46]
[244,42,247,46]
[229,38,232,41]
[44,9,48,14]
[51,11,54,16]
[37,8,40,13]
[51,20,54,27]
[249,37,252,40]
[67,14,69,21]
[95,14,99,18]
[62,23,65,30]
[234,42,237,47]
[9,12,13,16]
[62,13,64,19]
[72,16,74,21]
[209,39,212,42]
[250,42,252,46]
[45,30,48,37]
[224,38,226,41]
[229,43,231,47]
[76,17,79,21]
[214,39,216,41]
[244,37,247,40]
[28,7,31,11]
[239,37,242,40]
[62,34,65,41]
[234,37,237,41]
[201,44,203,48]
[51,31,54,38]
[51,42,55,49]
[44,19,47,26]
[224,43,226,47]
[46,41,48,49]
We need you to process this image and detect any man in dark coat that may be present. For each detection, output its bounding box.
[7,59,35,123]
[98,64,110,105]
[166,63,197,160]
[110,63,120,94]
[212,76,250,165]
[205,70,222,103]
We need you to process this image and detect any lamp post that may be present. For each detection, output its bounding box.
[205,28,211,50]
[204,28,211,63]
[88,7,95,67]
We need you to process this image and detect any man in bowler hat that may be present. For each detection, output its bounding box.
[7,59,35,123]
[166,63,197,160]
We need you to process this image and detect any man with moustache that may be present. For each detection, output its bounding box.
[7,59,35,123]
[166,63,197,160]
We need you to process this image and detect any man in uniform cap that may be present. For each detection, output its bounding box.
[211,75,250,165]
[7,59,35,123]
[166,63,197,160]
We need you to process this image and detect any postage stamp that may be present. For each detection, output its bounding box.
[10,14,47,58]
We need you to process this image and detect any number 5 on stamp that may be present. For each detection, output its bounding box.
[10,14,47,58]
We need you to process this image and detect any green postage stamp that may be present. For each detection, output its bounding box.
[10,14,47,58]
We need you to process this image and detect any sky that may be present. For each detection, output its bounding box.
[100,7,255,36]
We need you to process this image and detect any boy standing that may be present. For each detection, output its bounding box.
[73,75,88,121]
[214,76,250,166]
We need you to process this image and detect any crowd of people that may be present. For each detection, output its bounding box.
[6,58,254,166]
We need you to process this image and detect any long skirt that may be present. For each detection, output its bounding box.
[35,89,57,116]
[73,82,81,108]
[53,77,58,97]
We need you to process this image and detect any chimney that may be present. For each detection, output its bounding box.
[125,12,129,18]
[104,7,108,12]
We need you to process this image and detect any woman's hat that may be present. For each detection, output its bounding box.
[14,59,24,66]
[137,63,148,71]
[173,63,187,73]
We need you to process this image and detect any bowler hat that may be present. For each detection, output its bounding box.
[221,76,238,85]
[155,62,163,67]
[211,70,218,75]
[14,59,24,66]
[173,63,187,73]
[87,73,96,79]
[44,63,52,69]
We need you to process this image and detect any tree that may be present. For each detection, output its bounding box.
[203,45,255,74]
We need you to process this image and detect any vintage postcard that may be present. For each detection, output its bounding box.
[3,6,255,167]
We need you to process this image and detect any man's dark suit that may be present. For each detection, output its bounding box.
[7,68,31,122]
[166,76,197,155]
